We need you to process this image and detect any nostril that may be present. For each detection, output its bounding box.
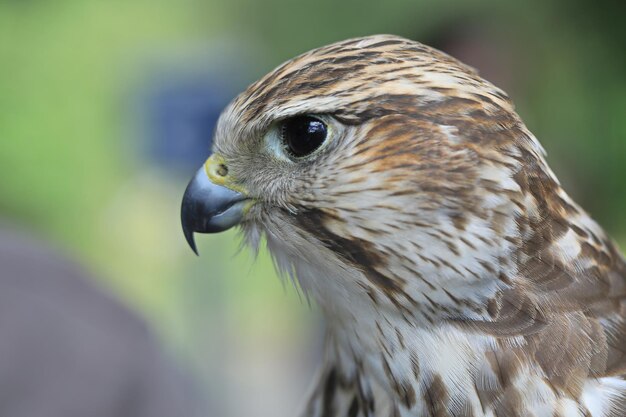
[217,164,228,177]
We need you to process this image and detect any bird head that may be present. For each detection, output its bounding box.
[181,35,547,318]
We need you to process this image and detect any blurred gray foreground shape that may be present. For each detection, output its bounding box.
[0,225,205,417]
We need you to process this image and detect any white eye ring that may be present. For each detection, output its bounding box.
[264,115,334,162]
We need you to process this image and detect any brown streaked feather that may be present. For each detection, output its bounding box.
[210,34,626,416]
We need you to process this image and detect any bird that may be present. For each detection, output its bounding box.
[180,35,626,417]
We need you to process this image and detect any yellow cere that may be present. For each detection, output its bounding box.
[204,154,252,197]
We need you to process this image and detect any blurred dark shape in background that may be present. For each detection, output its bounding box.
[0,1,625,416]
[139,71,245,172]
[0,225,205,417]
[424,17,524,96]
[144,78,224,170]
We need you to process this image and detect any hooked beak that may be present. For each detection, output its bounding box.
[181,165,248,255]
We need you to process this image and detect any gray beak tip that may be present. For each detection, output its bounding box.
[181,176,201,255]
[183,227,199,256]
[180,168,247,255]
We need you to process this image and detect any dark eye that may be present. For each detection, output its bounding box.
[280,116,328,158]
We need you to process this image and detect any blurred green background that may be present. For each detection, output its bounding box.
[1,0,624,416]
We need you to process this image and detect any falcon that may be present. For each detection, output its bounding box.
[180,35,626,417]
